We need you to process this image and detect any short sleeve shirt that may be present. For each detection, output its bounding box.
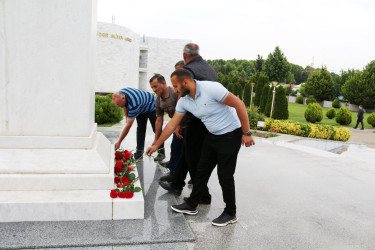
[119,88,156,119]
[175,81,241,135]
[155,87,179,118]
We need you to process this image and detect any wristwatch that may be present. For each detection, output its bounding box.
[243,131,252,136]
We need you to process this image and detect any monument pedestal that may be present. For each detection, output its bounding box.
[0,0,144,222]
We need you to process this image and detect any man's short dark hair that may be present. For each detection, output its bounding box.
[175,60,185,68]
[183,43,199,56]
[149,74,165,84]
[171,69,193,82]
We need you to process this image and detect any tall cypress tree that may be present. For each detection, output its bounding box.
[254,73,269,107]
[259,84,270,113]
[243,82,251,107]
[264,87,273,117]
[273,86,289,119]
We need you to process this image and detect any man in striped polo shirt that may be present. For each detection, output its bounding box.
[112,88,165,160]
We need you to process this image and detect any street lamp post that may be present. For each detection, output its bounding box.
[270,81,278,119]
[250,82,255,109]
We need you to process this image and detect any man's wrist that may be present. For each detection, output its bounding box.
[242,130,252,136]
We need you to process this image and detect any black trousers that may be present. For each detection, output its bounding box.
[186,127,242,216]
[355,118,364,129]
[135,111,164,155]
[168,129,185,175]
[172,115,209,193]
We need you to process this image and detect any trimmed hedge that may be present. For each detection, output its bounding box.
[95,94,124,125]
[326,108,336,119]
[296,95,304,104]
[332,98,340,108]
[367,113,375,127]
[335,106,352,125]
[306,95,316,105]
[304,103,323,123]
[263,119,351,141]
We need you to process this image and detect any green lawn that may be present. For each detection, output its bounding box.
[288,102,374,129]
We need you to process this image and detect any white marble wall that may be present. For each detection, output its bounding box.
[95,22,190,93]
[0,0,96,137]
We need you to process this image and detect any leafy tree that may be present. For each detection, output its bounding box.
[243,82,252,107]
[217,72,225,86]
[332,69,357,97]
[290,63,309,84]
[227,83,234,93]
[342,60,375,108]
[285,71,296,84]
[255,54,264,72]
[233,83,243,99]
[259,84,270,113]
[304,67,334,101]
[299,83,307,97]
[273,86,289,119]
[253,73,269,107]
[263,46,291,82]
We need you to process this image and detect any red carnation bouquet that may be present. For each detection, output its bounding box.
[110,149,142,199]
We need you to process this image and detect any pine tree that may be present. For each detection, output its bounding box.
[227,83,234,93]
[273,86,289,119]
[264,87,273,117]
[259,84,270,113]
[254,73,269,107]
[243,82,251,107]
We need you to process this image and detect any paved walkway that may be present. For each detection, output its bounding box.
[347,127,375,148]
[1,120,374,249]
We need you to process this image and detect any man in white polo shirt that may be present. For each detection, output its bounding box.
[146,68,255,227]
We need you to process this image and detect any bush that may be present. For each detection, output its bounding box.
[95,94,124,125]
[332,98,340,108]
[273,86,289,119]
[259,84,270,113]
[263,119,351,141]
[367,113,375,127]
[304,103,323,123]
[326,108,336,119]
[306,95,316,105]
[247,106,265,129]
[296,95,304,104]
[243,82,251,107]
[335,106,352,125]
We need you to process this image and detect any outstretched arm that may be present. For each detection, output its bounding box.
[146,112,185,156]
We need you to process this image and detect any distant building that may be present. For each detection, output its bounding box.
[95,22,190,94]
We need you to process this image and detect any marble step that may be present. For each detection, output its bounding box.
[0,180,144,222]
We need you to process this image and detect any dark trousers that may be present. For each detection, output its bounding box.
[172,116,209,194]
[168,129,185,175]
[135,111,164,155]
[355,118,364,129]
[186,127,242,216]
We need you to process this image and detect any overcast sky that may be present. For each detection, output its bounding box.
[97,0,375,73]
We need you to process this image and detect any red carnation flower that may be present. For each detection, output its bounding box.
[127,166,132,171]
[114,177,120,184]
[115,152,123,159]
[115,161,123,168]
[116,183,123,188]
[122,176,131,183]
[110,190,118,198]
[118,192,126,198]
[125,191,134,199]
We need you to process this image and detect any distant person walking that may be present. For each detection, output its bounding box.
[354,105,365,130]
[112,88,165,160]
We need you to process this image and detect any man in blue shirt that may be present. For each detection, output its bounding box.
[112,88,164,160]
[147,69,255,227]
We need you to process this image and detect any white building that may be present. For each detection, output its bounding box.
[95,22,190,93]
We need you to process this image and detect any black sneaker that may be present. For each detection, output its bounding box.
[212,212,238,227]
[188,179,193,185]
[183,196,211,204]
[134,151,143,160]
[159,160,170,168]
[171,202,198,215]
[160,174,175,182]
[159,181,181,196]
[154,154,165,162]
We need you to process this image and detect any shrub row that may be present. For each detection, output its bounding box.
[262,119,351,141]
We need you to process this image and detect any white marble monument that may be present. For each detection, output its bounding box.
[0,0,143,222]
